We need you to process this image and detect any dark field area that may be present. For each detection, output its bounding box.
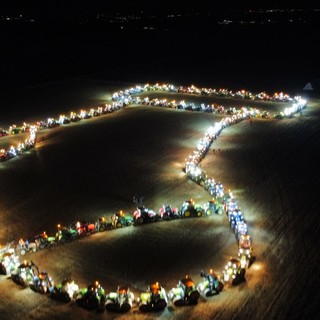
[0,80,320,319]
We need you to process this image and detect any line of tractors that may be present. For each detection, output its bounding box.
[0,82,306,314]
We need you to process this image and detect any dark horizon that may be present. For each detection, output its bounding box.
[1,0,320,19]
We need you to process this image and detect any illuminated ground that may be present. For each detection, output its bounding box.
[0,80,319,319]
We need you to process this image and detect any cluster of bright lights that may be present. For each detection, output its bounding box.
[182,104,256,281]
[116,83,295,102]
[283,96,307,117]
[0,82,309,312]
[1,82,306,163]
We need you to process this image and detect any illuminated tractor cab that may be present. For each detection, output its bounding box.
[204,178,217,196]
[0,149,8,161]
[179,200,204,218]
[225,197,238,216]
[50,278,79,303]
[95,216,111,232]
[203,199,224,215]
[197,269,224,296]
[235,221,248,241]
[76,281,106,311]
[47,118,60,128]
[58,115,71,125]
[159,204,179,220]
[168,276,200,306]
[0,248,20,275]
[56,224,78,243]
[133,206,159,225]
[105,286,134,313]
[30,270,54,294]
[34,231,56,250]
[0,129,9,137]
[70,112,81,122]
[111,210,134,228]
[9,125,22,135]
[11,260,37,287]
[223,257,246,286]
[79,110,91,120]
[75,221,95,236]
[229,209,244,231]
[16,238,37,255]
[238,234,253,260]
[138,282,168,312]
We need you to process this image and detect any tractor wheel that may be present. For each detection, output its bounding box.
[204,288,213,297]
[163,214,169,221]
[137,217,144,225]
[217,207,223,215]
[188,290,200,304]
[116,222,122,228]
[120,302,131,312]
[139,302,149,312]
[0,264,6,275]
[173,295,183,306]
[38,285,46,294]
[206,209,212,216]
[184,211,191,218]
[197,211,203,217]
[150,216,156,222]
[155,298,167,311]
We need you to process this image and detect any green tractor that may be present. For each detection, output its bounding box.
[55,224,78,243]
[203,199,224,215]
[138,282,168,312]
[179,199,204,218]
[111,211,134,229]
[76,281,106,312]
[168,276,200,306]
[11,260,37,287]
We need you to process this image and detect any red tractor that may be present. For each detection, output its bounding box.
[133,206,159,225]
[75,221,95,236]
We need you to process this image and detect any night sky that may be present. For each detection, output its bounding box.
[1,0,319,93]
[1,0,319,18]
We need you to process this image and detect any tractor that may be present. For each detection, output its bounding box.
[0,247,20,275]
[29,269,54,294]
[55,224,78,243]
[50,278,79,303]
[76,281,106,312]
[34,231,56,250]
[158,204,180,220]
[105,286,134,313]
[138,282,168,312]
[168,276,200,306]
[179,200,204,218]
[111,211,134,228]
[11,260,37,287]
[197,269,224,296]
[203,199,224,215]
[133,206,159,225]
[222,257,246,286]
[238,234,253,267]
[95,216,111,232]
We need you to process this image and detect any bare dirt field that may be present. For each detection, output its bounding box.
[0,80,319,320]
